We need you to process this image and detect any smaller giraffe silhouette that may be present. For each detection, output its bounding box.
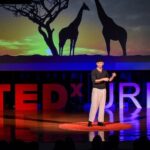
[95,0,127,56]
[59,3,90,56]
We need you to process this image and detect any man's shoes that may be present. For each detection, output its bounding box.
[88,121,92,127]
[97,122,105,126]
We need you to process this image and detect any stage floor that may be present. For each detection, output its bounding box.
[0,108,149,142]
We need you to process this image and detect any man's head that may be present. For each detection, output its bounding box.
[96,59,104,68]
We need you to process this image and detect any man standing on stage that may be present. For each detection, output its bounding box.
[88,59,117,127]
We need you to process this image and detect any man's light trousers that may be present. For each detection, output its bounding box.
[89,88,106,122]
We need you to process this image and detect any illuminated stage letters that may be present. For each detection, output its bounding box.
[0,83,81,111]
[106,82,150,109]
[119,83,142,109]
[0,82,150,111]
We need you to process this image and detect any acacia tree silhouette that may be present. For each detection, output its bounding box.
[0,0,69,56]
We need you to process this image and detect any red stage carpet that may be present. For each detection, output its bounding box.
[59,122,132,131]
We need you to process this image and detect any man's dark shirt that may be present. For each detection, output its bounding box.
[91,69,109,89]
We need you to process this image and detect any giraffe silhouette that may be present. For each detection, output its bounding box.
[95,0,127,56]
[59,3,90,56]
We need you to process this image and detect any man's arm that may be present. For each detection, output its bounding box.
[95,78,109,83]
[91,71,109,83]
[109,72,117,82]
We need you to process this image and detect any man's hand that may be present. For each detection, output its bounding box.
[112,72,117,78]
[109,72,117,82]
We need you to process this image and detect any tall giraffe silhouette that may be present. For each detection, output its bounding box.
[59,3,90,56]
[95,0,127,56]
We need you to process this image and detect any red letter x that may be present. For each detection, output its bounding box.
[71,83,82,97]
